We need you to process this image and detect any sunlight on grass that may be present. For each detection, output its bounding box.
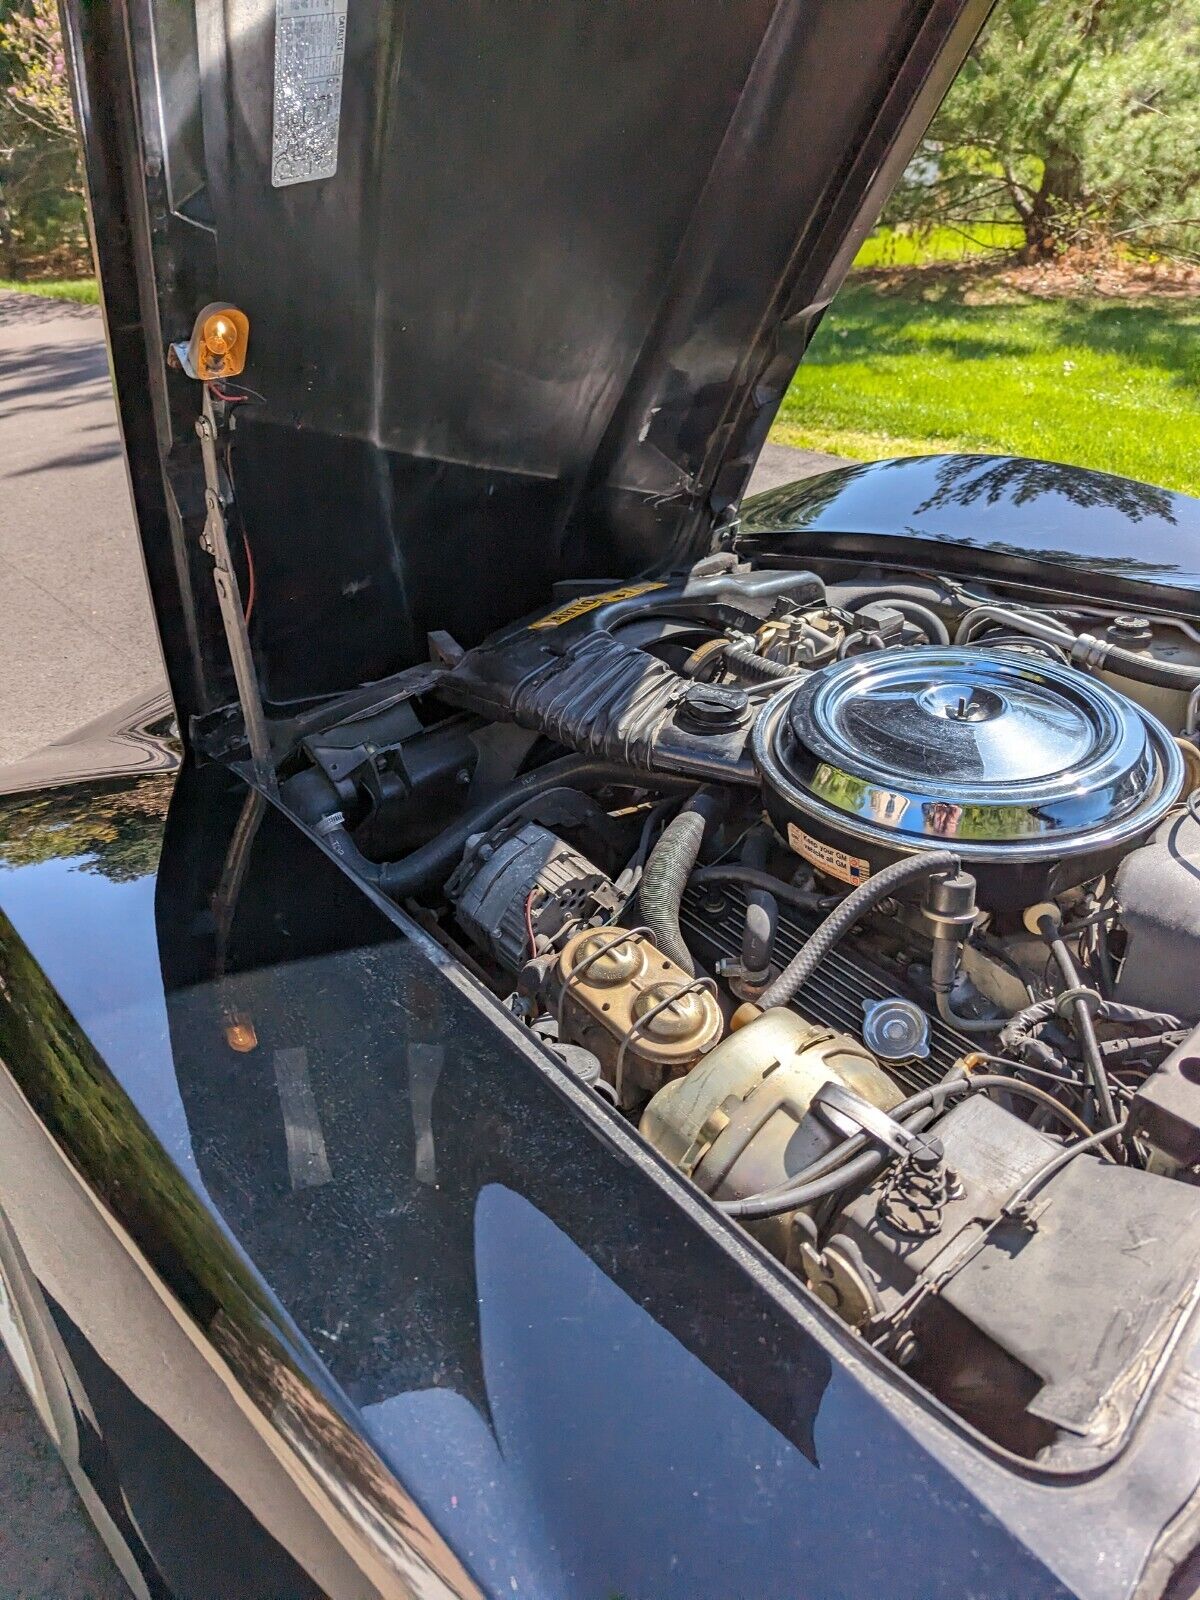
[3,269,1195,501]
[0,278,99,304]
[853,223,1025,268]
[772,281,1200,497]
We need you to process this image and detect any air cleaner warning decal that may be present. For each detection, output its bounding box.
[272,0,348,187]
[786,823,872,885]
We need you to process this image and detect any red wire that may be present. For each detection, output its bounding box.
[241,530,256,625]
[524,889,538,955]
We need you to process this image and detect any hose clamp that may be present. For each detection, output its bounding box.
[1070,633,1111,672]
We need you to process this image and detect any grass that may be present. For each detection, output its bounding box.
[852,223,1026,268]
[0,277,98,304]
[3,257,1197,501]
[771,279,1200,497]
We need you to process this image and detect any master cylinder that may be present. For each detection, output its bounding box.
[640,1008,902,1257]
[544,927,724,1109]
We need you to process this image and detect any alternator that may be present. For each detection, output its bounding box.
[447,820,622,973]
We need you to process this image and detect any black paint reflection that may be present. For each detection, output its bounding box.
[742,451,1200,603]
[0,761,1074,1595]
[154,764,834,1440]
[909,454,1178,524]
[147,767,1068,1597]
[0,773,176,881]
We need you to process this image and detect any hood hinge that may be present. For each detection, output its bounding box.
[195,387,276,792]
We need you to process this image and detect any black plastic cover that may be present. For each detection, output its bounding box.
[1115,810,1200,1023]
[440,569,824,783]
[1129,1025,1200,1172]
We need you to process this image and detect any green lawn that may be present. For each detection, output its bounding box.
[4,268,1197,501]
[852,223,1026,268]
[0,277,99,303]
[772,280,1200,497]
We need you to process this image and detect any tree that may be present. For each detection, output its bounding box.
[886,0,1200,261]
[1,0,75,140]
[0,776,177,882]
[0,0,85,277]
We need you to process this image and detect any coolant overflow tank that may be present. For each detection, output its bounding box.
[640,1009,902,1251]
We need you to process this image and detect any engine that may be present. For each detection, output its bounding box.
[281,560,1200,1467]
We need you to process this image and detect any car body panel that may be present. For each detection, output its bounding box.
[2,715,1200,1597]
[740,454,1200,615]
[13,0,1197,1592]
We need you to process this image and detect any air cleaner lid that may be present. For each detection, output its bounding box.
[754,646,1182,858]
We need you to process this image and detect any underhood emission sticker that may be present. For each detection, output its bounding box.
[272,0,348,187]
[527,582,668,630]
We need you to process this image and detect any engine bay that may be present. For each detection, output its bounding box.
[278,556,1200,1470]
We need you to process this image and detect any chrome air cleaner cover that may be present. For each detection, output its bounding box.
[752,646,1184,908]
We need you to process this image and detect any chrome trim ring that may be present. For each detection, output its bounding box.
[752,647,1184,865]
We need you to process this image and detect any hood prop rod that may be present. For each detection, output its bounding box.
[195,387,276,793]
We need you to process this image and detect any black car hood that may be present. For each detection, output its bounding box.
[66,0,990,721]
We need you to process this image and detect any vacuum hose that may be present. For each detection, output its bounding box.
[956,604,1200,692]
[757,849,962,1011]
[718,1073,1108,1220]
[724,646,797,682]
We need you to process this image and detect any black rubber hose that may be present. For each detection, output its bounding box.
[1038,914,1118,1129]
[724,646,797,682]
[1001,996,1183,1049]
[1100,1030,1188,1061]
[955,603,1200,691]
[1005,1125,1125,1210]
[738,831,779,981]
[689,864,836,913]
[757,849,960,1011]
[1093,641,1200,692]
[718,1073,1110,1220]
[380,756,697,901]
[639,787,724,975]
[286,756,695,901]
[718,1110,941,1217]
[936,992,1006,1034]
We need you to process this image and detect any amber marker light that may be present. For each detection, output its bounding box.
[187,301,250,380]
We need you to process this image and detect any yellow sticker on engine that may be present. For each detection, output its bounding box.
[527,582,668,630]
[786,822,872,886]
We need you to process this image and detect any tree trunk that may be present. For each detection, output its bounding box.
[1019,146,1084,262]
[0,188,20,279]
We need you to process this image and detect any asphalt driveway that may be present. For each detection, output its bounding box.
[0,291,163,769]
[0,284,843,1596]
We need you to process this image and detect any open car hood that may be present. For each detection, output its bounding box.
[65,0,990,726]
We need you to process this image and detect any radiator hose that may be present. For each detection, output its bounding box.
[638,787,725,976]
[285,756,695,902]
[737,829,779,983]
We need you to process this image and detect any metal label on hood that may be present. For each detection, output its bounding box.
[272,0,348,187]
